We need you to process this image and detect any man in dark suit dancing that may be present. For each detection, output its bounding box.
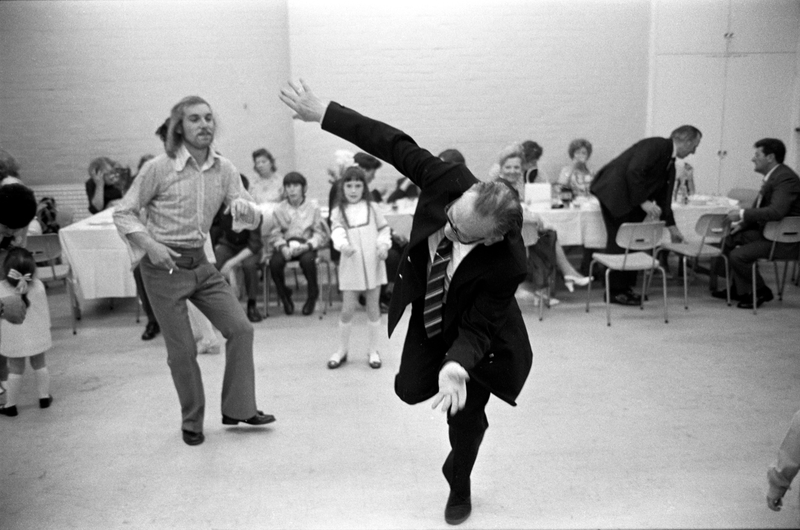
[713,138,800,309]
[280,80,533,526]
[590,126,702,305]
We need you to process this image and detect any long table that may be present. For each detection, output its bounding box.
[524,196,737,248]
[59,209,137,299]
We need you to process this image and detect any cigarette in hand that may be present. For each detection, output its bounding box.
[169,268,174,275]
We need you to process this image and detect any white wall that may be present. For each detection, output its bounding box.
[0,0,292,188]
[287,0,651,200]
[1,0,653,203]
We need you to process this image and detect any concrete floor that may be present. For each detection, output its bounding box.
[1,268,799,529]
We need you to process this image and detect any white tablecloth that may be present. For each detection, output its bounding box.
[59,209,137,299]
[524,196,736,248]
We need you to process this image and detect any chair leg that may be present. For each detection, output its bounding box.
[722,255,731,307]
[605,268,612,327]
[640,269,647,310]
[261,263,270,317]
[660,266,669,324]
[682,256,689,310]
[752,263,758,315]
[586,260,595,313]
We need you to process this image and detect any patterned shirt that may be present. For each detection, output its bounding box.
[114,145,259,262]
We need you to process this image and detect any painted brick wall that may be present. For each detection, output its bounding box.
[286,0,651,201]
[0,0,293,189]
[1,0,651,204]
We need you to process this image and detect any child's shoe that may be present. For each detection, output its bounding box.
[40,396,53,409]
[327,351,347,369]
[368,351,382,369]
[0,404,18,417]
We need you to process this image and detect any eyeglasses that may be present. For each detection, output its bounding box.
[444,200,483,245]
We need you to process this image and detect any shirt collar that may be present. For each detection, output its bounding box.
[173,144,221,172]
[763,164,779,183]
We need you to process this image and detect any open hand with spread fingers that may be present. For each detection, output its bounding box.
[431,361,470,416]
[279,79,328,123]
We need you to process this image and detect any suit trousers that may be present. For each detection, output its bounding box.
[395,299,492,498]
[713,228,800,295]
[600,202,646,294]
[140,247,257,433]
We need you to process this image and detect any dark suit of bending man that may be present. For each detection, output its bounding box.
[280,80,533,526]
[590,126,702,305]
[713,138,800,309]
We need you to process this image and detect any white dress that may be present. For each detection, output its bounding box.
[330,202,391,291]
[0,278,52,357]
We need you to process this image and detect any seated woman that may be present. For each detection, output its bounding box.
[249,148,284,247]
[521,140,550,183]
[269,172,328,316]
[85,157,129,214]
[557,138,594,197]
[494,145,589,306]
[211,175,264,323]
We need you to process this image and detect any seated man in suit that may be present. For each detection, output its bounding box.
[712,138,800,309]
[280,80,533,526]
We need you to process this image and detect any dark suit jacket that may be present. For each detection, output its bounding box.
[590,137,676,226]
[742,164,800,229]
[322,102,533,405]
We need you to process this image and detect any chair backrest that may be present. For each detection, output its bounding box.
[764,216,800,249]
[616,221,666,252]
[694,213,729,246]
[25,234,63,264]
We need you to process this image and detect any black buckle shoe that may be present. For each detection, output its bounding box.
[302,298,316,316]
[246,303,263,323]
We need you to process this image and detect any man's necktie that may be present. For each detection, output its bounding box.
[424,237,453,338]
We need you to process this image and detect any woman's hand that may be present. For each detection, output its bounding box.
[341,243,356,257]
[377,247,388,260]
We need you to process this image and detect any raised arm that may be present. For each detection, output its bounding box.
[280,80,455,190]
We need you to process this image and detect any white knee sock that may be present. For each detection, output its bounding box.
[34,367,50,399]
[5,373,22,408]
[367,319,381,354]
[338,320,352,355]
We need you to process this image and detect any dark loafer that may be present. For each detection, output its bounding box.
[737,289,774,309]
[281,296,294,315]
[0,405,18,417]
[302,298,316,316]
[39,395,53,409]
[608,292,640,306]
[222,410,276,426]
[141,321,160,341]
[246,304,263,323]
[444,491,472,525]
[182,430,205,446]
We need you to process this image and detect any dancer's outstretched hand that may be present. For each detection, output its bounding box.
[432,361,469,416]
[279,79,327,123]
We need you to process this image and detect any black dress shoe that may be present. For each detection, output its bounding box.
[0,405,18,417]
[736,288,774,309]
[141,321,160,341]
[444,491,472,525]
[222,410,276,426]
[607,292,640,306]
[39,395,53,409]
[302,298,316,316]
[182,429,205,446]
[246,303,263,323]
[711,288,738,301]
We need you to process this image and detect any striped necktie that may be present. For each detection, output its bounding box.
[424,236,453,338]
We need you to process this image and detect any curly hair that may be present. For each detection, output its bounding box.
[567,138,593,159]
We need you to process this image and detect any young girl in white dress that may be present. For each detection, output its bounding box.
[328,167,391,370]
[0,247,53,417]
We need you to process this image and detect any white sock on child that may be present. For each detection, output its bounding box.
[34,367,50,399]
[367,319,381,354]
[338,320,353,355]
[5,373,22,408]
